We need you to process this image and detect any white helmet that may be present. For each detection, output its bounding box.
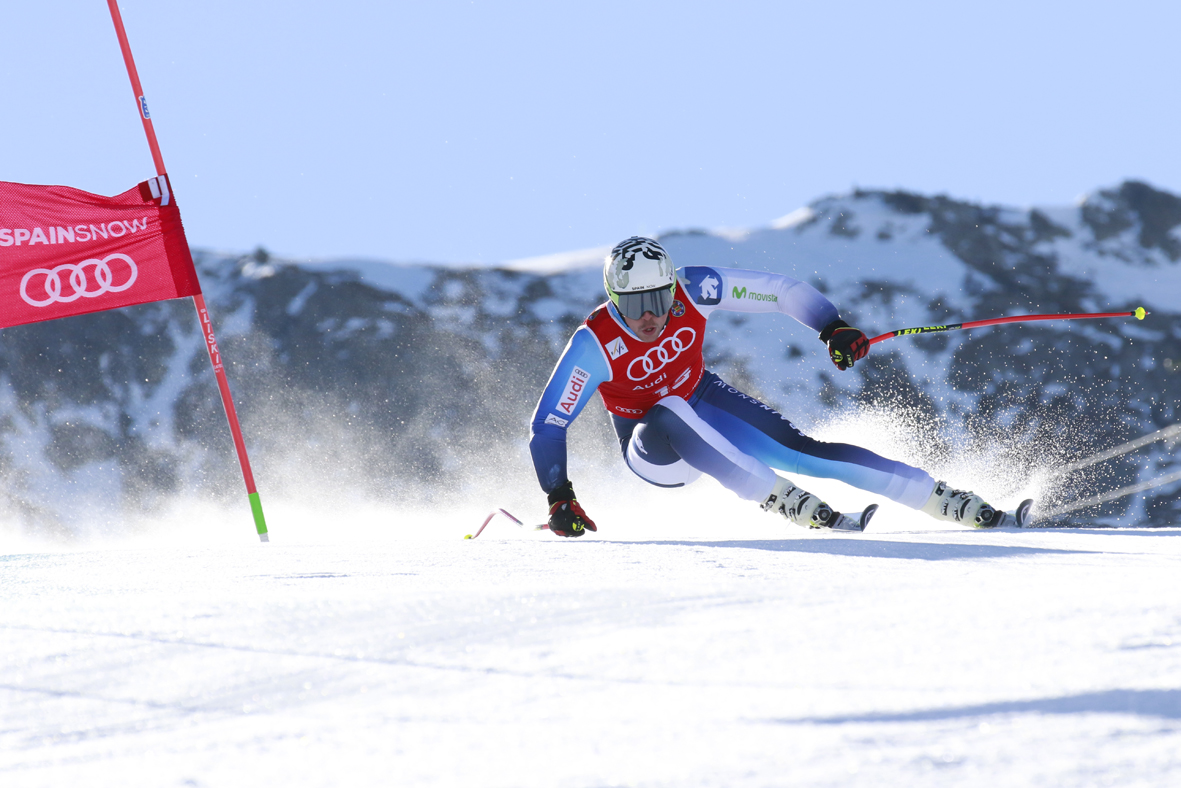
[603,236,677,319]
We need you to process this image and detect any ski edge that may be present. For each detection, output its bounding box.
[985,498,1035,529]
[830,503,879,532]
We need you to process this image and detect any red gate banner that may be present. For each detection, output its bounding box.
[0,174,201,330]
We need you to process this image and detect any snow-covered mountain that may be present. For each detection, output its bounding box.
[1,181,1178,535]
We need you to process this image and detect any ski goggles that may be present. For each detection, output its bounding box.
[611,283,677,320]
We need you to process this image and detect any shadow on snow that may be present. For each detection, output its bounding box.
[768,688,1181,724]
[591,539,1085,561]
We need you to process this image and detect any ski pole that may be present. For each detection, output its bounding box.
[464,509,548,540]
[868,307,1147,346]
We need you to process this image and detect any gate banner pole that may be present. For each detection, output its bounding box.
[106,0,166,176]
[194,293,268,540]
[107,0,269,541]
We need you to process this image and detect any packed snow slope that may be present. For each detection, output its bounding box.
[0,181,1178,536]
[2,505,1180,787]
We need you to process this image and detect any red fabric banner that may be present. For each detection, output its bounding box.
[0,175,200,329]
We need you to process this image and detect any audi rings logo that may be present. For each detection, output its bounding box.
[20,254,139,308]
[627,327,697,381]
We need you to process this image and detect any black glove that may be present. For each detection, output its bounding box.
[819,319,869,370]
[547,481,597,538]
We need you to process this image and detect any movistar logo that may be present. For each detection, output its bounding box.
[732,286,777,302]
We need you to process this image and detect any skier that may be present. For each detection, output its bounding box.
[529,236,1004,537]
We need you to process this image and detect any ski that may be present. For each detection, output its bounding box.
[829,503,879,532]
[981,498,1034,529]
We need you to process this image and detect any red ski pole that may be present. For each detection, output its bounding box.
[107,1,269,542]
[868,307,1147,346]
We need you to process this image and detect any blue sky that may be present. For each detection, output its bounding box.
[2,1,1178,264]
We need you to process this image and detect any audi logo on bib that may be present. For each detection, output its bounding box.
[627,327,697,381]
[20,254,139,307]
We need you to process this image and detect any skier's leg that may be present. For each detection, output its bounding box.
[626,397,774,501]
[694,375,935,509]
[693,375,1003,526]
[622,397,838,528]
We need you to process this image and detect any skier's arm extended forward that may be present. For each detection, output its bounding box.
[528,327,610,535]
[678,266,867,369]
[529,327,611,492]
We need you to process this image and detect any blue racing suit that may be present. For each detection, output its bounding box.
[529,266,935,509]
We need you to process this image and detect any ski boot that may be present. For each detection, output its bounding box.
[762,477,837,529]
[921,481,999,528]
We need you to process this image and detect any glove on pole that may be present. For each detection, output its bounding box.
[819,319,869,370]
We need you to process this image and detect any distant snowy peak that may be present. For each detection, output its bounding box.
[777,181,1181,256]
[280,182,1181,304]
[769,206,816,230]
[730,180,1181,264]
[502,244,611,274]
[1079,181,1181,263]
[649,180,1181,310]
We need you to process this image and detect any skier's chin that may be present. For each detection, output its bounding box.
[626,314,670,342]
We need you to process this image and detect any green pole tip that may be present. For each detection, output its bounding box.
[1134,307,1147,320]
[248,491,268,538]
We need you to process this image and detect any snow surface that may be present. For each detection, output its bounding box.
[3,491,1180,788]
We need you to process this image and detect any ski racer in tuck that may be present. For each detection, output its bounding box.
[529,236,1003,537]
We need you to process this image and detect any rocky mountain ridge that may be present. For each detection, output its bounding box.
[1,181,1178,535]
